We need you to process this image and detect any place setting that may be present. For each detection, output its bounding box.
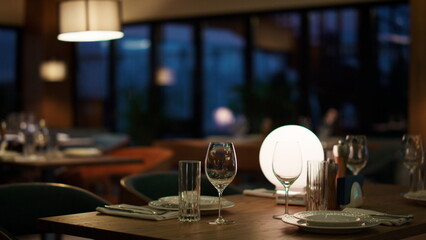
[97,141,237,223]
[259,126,415,234]
[282,210,380,234]
[148,195,235,213]
[400,134,426,205]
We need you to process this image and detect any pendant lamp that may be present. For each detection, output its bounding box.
[58,0,124,42]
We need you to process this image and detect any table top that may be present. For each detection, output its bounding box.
[38,183,426,240]
[0,155,142,169]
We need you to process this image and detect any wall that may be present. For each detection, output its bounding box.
[122,0,399,22]
[0,0,24,26]
[21,0,74,128]
[409,0,426,137]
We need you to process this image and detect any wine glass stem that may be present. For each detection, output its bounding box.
[217,190,223,220]
[284,185,290,215]
[409,167,417,192]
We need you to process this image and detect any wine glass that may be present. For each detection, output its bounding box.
[346,135,368,175]
[205,142,237,225]
[401,134,424,193]
[272,140,302,219]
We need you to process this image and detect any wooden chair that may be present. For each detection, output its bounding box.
[0,182,108,239]
[120,171,243,205]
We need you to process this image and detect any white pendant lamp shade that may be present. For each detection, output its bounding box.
[58,0,124,42]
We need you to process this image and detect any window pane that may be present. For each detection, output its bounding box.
[76,41,111,127]
[374,4,409,133]
[252,13,301,132]
[115,25,151,134]
[309,8,362,136]
[158,23,195,137]
[202,18,245,136]
[0,28,18,119]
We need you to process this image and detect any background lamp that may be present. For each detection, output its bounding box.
[40,60,67,82]
[58,0,124,42]
[259,125,324,192]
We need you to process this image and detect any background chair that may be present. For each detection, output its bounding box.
[59,146,173,203]
[120,171,243,205]
[0,182,108,238]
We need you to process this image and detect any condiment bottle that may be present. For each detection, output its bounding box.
[333,140,348,179]
[326,158,338,210]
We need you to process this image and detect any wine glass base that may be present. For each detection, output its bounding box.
[208,219,235,225]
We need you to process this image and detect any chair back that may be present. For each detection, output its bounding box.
[0,182,108,236]
[120,171,242,205]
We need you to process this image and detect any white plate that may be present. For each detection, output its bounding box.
[0,151,20,160]
[282,215,379,234]
[403,190,426,204]
[293,211,369,227]
[63,147,102,157]
[148,195,235,211]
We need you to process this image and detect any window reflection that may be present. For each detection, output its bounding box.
[252,14,301,133]
[0,28,18,119]
[158,23,194,125]
[202,18,245,136]
[76,42,111,127]
[72,3,409,139]
[115,25,151,137]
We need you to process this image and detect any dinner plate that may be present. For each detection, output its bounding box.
[63,147,102,157]
[148,195,235,212]
[293,210,369,227]
[282,215,379,234]
[0,151,20,160]
[403,190,426,204]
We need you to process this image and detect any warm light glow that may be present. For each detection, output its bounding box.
[259,125,324,192]
[58,0,123,42]
[58,31,124,42]
[156,67,175,86]
[214,107,235,127]
[40,60,67,82]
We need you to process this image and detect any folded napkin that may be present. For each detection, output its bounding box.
[243,188,275,198]
[343,208,413,226]
[96,207,178,221]
[243,188,305,205]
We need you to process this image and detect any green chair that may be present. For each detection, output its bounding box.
[0,226,16,240]
[120,171,242,205]
[0,182,108,238]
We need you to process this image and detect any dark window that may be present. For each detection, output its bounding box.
[74,2,409,140]
[115,25,151,139]
[0,28,19,119]
[76,41,111,127]
[202,18,246,136]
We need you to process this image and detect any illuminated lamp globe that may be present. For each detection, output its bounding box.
[259,125,324,192]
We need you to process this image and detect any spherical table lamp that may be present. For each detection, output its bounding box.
[259,125,324,203]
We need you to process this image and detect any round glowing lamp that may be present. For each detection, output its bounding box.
[259,125,324,193]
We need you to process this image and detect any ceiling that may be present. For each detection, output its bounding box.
[0,0,399,27]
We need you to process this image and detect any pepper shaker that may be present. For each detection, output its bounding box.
[333,140,348,179]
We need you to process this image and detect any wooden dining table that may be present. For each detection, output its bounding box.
[37,182,426,240]
[0,154,143,182]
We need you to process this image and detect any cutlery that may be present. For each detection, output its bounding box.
[343,208,413,220]
[369,213,413,219]
[104,205,168,215]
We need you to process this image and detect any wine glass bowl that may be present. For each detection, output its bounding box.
[272,140,302,219]
[345,135,368,175]
[401,134,424,192]
[205,142,237,225]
